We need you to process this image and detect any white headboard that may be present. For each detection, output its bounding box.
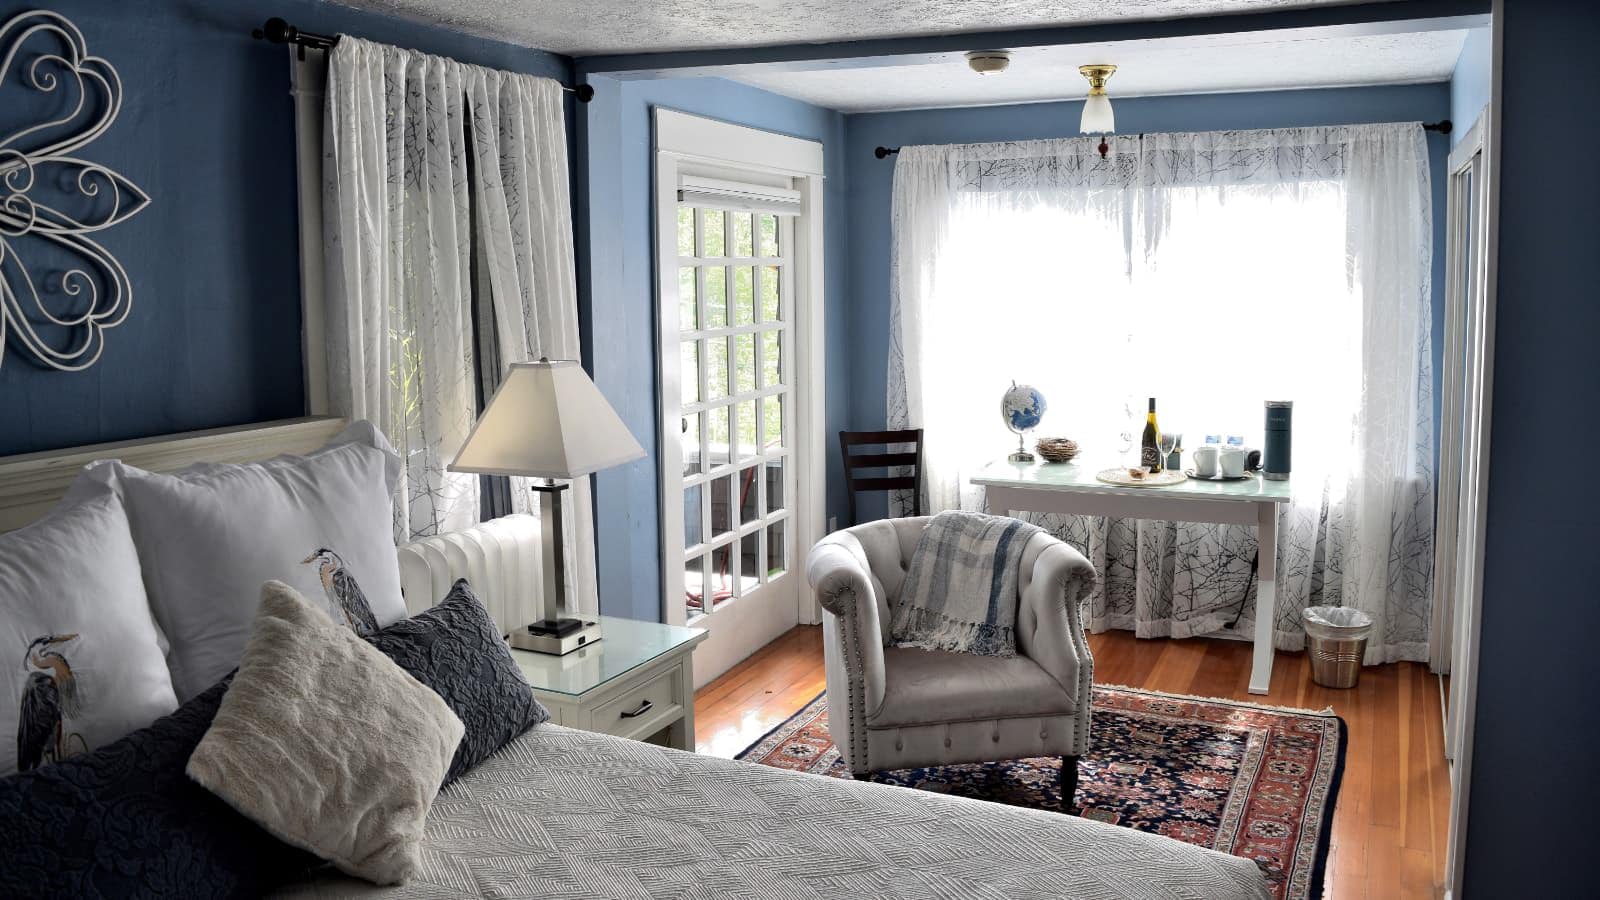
[0,417,347,533]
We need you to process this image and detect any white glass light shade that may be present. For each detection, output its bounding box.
[450,360,645,479]
[1080,93,1115,134]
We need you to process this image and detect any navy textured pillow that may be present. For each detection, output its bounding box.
[0,675,318,899]
[367,579,549,782]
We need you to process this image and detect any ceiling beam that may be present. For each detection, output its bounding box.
[575,0,1489,80]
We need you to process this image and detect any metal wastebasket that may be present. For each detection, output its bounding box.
[1302,606,1372,689]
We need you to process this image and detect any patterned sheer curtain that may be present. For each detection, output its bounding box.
[322,37,598,615]
[888,125,1434,663]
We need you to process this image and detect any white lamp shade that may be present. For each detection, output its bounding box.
[1080,93,1115,134]
[450,360,646,479]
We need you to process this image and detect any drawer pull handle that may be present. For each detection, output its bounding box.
[621,699,654,719]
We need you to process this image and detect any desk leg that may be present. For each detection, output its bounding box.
[1249,502,1278,695]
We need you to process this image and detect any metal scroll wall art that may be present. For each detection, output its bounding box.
[0,10,148,372]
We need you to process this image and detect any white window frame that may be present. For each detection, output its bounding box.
[653,109,827,660]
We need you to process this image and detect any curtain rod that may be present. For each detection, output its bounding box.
[250,17,595,102]
[873,119,1453,159]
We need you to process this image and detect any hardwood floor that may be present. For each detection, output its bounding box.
[695,625,1450,900]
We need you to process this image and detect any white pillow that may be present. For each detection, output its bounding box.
[67,425,408,701]
[0,492,178,774]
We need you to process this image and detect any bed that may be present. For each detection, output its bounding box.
[276,724,1269,899]
[0,418,1271,899]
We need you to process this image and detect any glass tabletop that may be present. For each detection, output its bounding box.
[972,458,1293,503]
[511,615,707,697]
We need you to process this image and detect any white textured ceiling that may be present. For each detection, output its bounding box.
[721,29,1467,113]
[331,0,1382,57]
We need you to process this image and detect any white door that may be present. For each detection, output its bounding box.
[654,111,826,688]
[1431,111,1494,764]
[1436,104,1498,900]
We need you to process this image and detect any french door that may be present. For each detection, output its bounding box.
[654,111,825,687]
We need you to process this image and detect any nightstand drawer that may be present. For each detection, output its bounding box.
[590,666,683,741]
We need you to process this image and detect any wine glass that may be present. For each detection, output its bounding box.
[1158,432,1179,471]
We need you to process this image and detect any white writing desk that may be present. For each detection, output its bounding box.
[972,459,1292,695]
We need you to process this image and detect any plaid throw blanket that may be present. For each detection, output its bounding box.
[889,510,1043,657]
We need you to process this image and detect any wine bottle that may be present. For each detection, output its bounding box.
[1140,398,1162,472]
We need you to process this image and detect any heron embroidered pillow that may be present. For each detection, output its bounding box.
[0,491,178,775]
[63,422,408,701]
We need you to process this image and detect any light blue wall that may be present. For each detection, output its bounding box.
[578,76,848,622]
[841,83,1451,518]
[0,0,571,457]
[1450,26,1492,145]
[1465,1,1600,892]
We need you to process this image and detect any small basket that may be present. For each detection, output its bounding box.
[1035,437,1079,463]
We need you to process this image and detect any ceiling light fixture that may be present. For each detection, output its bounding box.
[965,50,1011,76]
[1079,64,1117,158]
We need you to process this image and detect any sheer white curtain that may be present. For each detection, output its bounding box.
[888,125,1434,662]
[322,37,598,615]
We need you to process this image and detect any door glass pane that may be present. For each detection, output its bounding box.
[680,412,701,476]
[706,336,728,400]
[762,394,784,451]
[678,268,697,331]
[761,330,781,388]
[701,209,725,257]
[677,207,695,257]
[731,213,754,257]
[683,484,703,547]
[739,532,759,596]
[759,266,780,322]
[710,546,732,610]
[734,333,756,394]
[680,342,700,406]
[738,463,760,524]
[708,404,730,469]
[766,521,787,578]
[733,266,755,325]
[705,267,727,328]
[758,214,778,257]
[685,553,708,619]
[710,475,733,538]
[766,456,786,514]
[735,398,757,461]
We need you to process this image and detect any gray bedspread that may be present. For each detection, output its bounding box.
[273,724,1270,900]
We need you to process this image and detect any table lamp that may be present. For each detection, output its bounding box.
[450,358,645,654]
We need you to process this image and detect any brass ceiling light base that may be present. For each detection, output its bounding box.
[1078,64,1117,92]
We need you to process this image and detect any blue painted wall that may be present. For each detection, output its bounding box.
[578,76,848,622]
[0,0,570,456]
[1465,1,1600,892]
[841,84,1451,518]
[1450,26,1492,145]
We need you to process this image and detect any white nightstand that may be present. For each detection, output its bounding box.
[511,616,707,751]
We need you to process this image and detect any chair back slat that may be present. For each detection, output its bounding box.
[843,451,919,469]
[839,428,924,526]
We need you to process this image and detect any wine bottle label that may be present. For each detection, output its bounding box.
[1141,446,1162,469]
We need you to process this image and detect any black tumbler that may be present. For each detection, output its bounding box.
[1264,401,1292,481]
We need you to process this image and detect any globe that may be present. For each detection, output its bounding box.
[1002,383,1047,434]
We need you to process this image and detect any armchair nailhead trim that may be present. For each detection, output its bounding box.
[831,585,873,776]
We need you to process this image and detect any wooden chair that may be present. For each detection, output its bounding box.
[838,429,924,526]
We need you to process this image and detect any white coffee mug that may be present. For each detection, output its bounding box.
[1192,445,1220,478]
[1220,447,1247,478]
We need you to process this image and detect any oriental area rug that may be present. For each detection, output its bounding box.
[737,685,1345,900]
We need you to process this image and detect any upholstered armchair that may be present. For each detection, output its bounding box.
[806,516,1097,807]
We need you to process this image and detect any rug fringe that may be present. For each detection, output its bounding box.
[1095,683,1338,717]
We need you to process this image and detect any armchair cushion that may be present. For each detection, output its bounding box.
[868,646,1076,730]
